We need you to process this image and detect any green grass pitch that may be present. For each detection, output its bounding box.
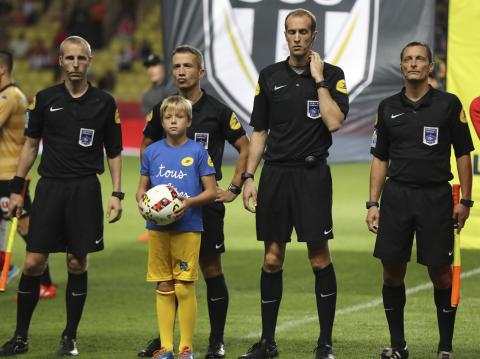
[0,157,479,358]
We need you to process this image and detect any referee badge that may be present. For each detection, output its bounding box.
[79,128,95,147]
[307,100,321,119]
[423,126,438,146]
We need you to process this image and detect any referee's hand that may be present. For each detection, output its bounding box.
[366,207,380,234]
[106,196,122,223]
[453,203,470,233]
[7,193,24,219]
[243,179,257,213]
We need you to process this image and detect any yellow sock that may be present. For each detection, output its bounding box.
[175,281,196,352]
[156,290,176,352]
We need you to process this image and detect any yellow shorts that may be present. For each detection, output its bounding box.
[147,230,201,282]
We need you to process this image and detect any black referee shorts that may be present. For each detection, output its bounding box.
[0,179,32,220]
[256,162,333,243]
[28,176,104,254]
[374,179,454,266]
[199,201,226,257]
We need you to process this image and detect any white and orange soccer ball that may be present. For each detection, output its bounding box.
[140,184,183,225]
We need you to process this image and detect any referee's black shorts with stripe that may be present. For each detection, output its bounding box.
[28,176,104,254]
[374,179,454,266]
[256,161,333,243]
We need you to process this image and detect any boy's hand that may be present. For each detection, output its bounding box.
[137,192,148,220]
[174,196,190,220]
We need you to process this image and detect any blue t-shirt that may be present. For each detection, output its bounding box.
[141,139,216,231]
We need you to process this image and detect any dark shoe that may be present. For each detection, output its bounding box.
[137,337,161,357]
[237,338,278,359]
[380,345,409,359]
[437,351,454,359]
[205,340,225,358]
[0,335,28,356]
[314,344,335,359]
[58,336,78,356]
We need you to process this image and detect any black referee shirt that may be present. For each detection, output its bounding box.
[250,58,349,163]
[26,83,122,178]
[143,90,246,181]
[371,86,474,184]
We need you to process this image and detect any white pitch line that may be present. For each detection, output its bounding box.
[243,267,480,339]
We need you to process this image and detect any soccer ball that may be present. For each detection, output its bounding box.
[140,184,183,225]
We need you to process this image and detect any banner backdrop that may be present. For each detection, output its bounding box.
[160,0,435,162]
[447,0,480,249]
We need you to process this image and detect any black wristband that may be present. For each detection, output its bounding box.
[228,183,242,195]
[9,176,26,194]
[241,172,255,181]
[316,80,329,89]
[112,191,125,200]
[366,201,379,209]
[460,198,474,208]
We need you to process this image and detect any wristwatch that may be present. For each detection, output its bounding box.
[366,201,379,209]
[241,172,255,181]
[460,198,474,208]
[316,80,329,89]
[228,183,242,195]
[112,191,125,200]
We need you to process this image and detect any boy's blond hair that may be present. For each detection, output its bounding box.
[160,95,193,120]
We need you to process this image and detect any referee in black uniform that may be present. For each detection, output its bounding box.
[138,45,249,359]
[240,9,348,359]
[366,42,474,359]
[0,36,123,357]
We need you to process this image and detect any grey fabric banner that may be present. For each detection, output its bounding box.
[161,0,434,162]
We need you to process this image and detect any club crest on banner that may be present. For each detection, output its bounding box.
[202,0,379,124]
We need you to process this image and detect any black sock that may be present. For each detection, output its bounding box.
[314,263,337,346]
[15,274,41,338]
[205,274,229,343]
[382,284,406,349]
[40,265,52,286]
[63,272,88,339]
[434,287,456,352]
[260,269,283,342]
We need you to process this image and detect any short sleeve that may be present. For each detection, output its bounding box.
[104,97,123,158]
[250,71,270,130]
[140,147,151,176]
[143,104,164,141]
[371,101,389,160]
[197,146,216,177]
[220,108,246,145]
[25,94,44,138]
[326,67,349,118]
[450,96,474,158]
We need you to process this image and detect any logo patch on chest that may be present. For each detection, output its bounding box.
[194,133,209,149]
[307,100,321,119]
[423,126,438,146]
[79,128,95,147]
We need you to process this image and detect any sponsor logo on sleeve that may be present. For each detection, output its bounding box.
[146,111,153,122]
[459,109,467,123]
[114,108,121,124]
[208,156,214,167]
[336,79,348,94]
[255,83,260,96]
[181,157,194,166]
[79,128,95,147]
[374,113,378,126]
[28,96,36,111]
[229,112,241,130]
[423,126,439,146]
[371,128,377,148]
[307,100,321,119]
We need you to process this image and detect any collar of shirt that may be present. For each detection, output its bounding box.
[400,85,434,110]
[61,81,93,102]
[283,57,312,78]
[0,83,17,93]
